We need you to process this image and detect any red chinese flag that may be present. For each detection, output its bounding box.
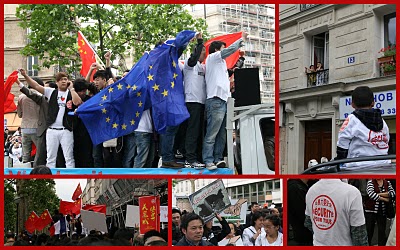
[139,196,160,234]
[34,209,53,231]
[60,199,82,215]
[78,31,96,80]
[82,204,107,215]
[49,224,55,236]
[4,70,18,113]
[204,32,243,69]
[72,183,82,201]
[25,211,39,234]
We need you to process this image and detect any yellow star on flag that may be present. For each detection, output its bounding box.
[162,89,168,97]
[152,83,159,91]
[127,84,131,89]
[106,117,110,123]
[137,92,141,97]
[138,101,143,107]
[147,74,154,81]
[173,73,178,79]
[112,123,118,129]
[171,81,175,88]
[130,119,135,125]
[102,108,107,114]
[117,83,123,90]
[136,111,140,117]
[122,124,127,130]
[80,39,85,45]
[108,87,114,93]
[149,65,153,69]
[172,60,176,68]
[132,85,138,91]
[102,95,107,101]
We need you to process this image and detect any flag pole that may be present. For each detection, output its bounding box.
[78,31,106,69]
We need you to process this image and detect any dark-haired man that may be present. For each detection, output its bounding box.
[175,213,213,246]
[202,31,248,170]
[17,76,43,163]
[336,86,390,168]
[19,69,82,168]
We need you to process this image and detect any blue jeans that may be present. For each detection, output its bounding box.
[160,126,179,162]
[122,132,152,168]
[202,98,227,164]
[92,144,104,168]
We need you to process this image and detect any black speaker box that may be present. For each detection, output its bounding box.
[232,68,261,107]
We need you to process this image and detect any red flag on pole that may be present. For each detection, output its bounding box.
[139,196,160,234]
[34,209,53,231]
[49,224,55,236]
[24,211,39,234]
[204,32,243,69]
[60,199,82,215]
[78,31,96,80]
[82,204,107,215]
[3,70,19,113]
[72,183,82,201]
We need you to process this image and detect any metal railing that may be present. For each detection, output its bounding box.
[306,69,329,87]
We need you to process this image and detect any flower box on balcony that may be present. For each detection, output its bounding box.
[378,55,395,64]
[383,70,396,76]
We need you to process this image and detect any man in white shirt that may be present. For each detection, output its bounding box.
[336,86,390,168]
[202,31,248,170]
[305,179,368,246]
[20,69,82,168]
[183,32,207,169]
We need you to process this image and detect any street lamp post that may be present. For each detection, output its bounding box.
[14,196,21,239]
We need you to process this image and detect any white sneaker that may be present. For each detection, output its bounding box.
[216,160,226,168]
[191,161,205,170]
[206,163,217,170]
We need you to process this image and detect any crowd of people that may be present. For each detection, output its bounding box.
[171,203,283,246]
[5,210,168,246]
[5,31,249,170]
[288,178,396,246]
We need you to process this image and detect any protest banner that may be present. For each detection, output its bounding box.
[188,179,231,222]
[80,209,107,233]
[139,196,160,234]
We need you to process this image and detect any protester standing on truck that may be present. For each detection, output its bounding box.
[202,31,248,170]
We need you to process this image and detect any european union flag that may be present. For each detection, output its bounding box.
[145,30,196,133]
[76,30,196,145]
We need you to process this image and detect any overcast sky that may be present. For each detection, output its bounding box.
[54,179,87,202]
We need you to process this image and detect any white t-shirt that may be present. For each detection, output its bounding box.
[205,51,231,102]
[44,87,69,128]
[135,109,153,133]
[242,226,265,246]
[337,114,390,168]
[305,179,365,246]
[183,59,206,104]
[255,231,283,246]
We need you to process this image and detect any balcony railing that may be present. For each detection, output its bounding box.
[300,4,319,12]
[306,69,329,87]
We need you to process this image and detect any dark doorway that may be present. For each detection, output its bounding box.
[304,119,332,169]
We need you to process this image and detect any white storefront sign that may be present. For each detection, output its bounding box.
[339,90,396,120]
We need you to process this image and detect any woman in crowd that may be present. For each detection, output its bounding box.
[218,222,244,246]
[242,211,265,246]
[255,214,283,246]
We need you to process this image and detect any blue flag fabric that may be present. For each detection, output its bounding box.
[76,30,196,145]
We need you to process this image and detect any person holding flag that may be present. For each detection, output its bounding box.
[202,31,248,170]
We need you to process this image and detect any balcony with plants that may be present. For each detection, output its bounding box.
[378,44,396,77]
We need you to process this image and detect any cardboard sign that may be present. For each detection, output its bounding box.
[80,209,107,233]
[188,179,231,222]
[126,205,167,227]
[213,199,247,226]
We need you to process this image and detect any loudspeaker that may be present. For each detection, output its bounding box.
[232,68,261,107]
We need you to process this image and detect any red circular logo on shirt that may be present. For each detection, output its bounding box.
[312,195,337,230]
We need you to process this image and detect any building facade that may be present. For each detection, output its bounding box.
[189,4,276,103]
[279,4,396,173]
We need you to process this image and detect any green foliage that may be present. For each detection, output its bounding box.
[4,180,17,233]
[18,179,60,219]
[16,4,208,74]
